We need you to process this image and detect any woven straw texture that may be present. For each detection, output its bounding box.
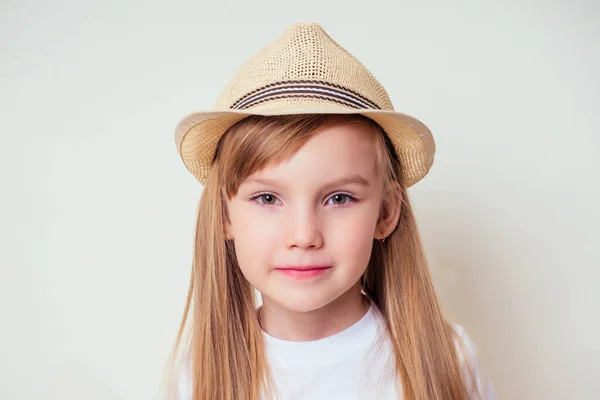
[175,22,435,188]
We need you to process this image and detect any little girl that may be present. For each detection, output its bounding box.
[166,22,496,400]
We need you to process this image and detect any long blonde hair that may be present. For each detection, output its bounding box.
[165,114,478,400]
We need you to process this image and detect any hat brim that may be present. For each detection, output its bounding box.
[175,107,435,188]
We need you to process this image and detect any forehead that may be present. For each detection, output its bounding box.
[240,123,379,189]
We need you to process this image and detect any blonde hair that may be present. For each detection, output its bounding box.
[164,114,479,400]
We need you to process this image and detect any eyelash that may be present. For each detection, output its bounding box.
[248,192,358,208]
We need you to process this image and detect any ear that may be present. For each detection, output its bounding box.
[374,182,402,240]
[224,218,234,241]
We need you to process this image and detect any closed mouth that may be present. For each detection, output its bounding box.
[275,266,331,271]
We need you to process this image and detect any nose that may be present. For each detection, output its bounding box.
[283,205,324,250]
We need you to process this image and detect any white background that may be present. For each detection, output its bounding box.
[1,0,599,399]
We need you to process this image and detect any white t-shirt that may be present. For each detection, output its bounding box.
[177,303,496,399]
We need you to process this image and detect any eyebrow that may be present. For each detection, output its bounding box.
[244,174,371,190]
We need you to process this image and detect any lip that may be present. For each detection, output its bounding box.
[275,265,332,279]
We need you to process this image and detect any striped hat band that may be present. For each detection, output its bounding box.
[230,80,382,110]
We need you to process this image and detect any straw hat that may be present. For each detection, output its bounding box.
[174,22,435,188]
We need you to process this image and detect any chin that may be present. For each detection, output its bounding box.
[265,289,341,313]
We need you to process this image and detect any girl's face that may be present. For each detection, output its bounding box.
[225,123,385,313]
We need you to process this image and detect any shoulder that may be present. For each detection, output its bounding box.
[448,323,498,400]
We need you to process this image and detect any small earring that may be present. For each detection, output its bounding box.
[380,236,386,243]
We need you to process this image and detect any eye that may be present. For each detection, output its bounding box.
[251,193,281,206]
[326,193,356,207]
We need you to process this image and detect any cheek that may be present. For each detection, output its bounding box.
[228,204,279,281]
[328,214,376,273]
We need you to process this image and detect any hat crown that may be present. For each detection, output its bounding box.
[214,22,394,112]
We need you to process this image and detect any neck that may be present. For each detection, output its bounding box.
[259,282,370,341]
